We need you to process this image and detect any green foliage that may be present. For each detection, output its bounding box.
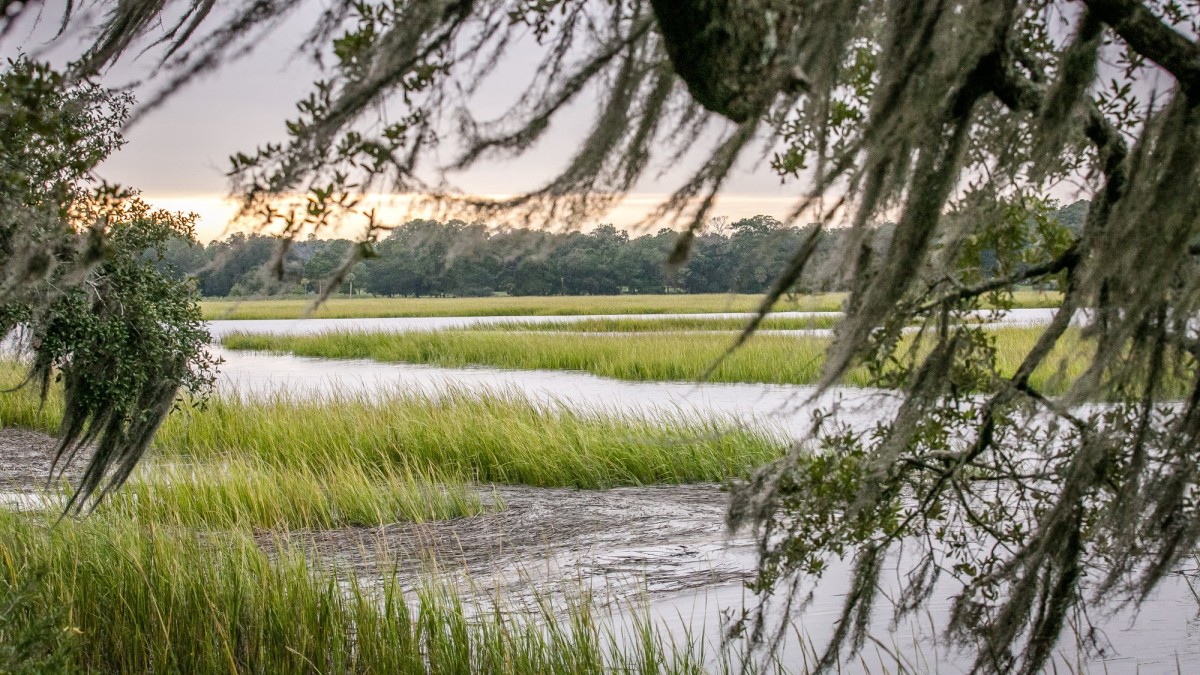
[24,192,218,512]
[0,59,217,510]
[171,205,1084,300]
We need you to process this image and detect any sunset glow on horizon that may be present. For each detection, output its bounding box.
[142,191,809,243]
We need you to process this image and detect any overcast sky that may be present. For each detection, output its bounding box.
[6,3,800,242]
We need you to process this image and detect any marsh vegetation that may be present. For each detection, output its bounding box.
[222,324,1099,394]
[200,290,1062,321]
[4,304,1198,672]
[0,357,789,672]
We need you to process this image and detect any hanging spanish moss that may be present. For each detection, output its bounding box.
[0,61,217,512]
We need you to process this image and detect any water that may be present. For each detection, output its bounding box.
[630,555,1200,674]
[207,308,1063,437]
[205,311,847,339]
[213,345,897,439]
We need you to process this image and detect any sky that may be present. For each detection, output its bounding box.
[6,3,803,242]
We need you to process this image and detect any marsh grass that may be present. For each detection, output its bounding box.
[201,293,846,320]
[224,329,845,385]
[0,510,713,674]
[224,325,1100,394]
[0,364,781,672]
[201,290,1061,320]
[471,314,843,332]
[107,460,486,529]
[0,365,784,490]
[154,389,785,488]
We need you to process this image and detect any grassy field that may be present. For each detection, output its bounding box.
[201,290,1062,320]
[223,325,1095,394]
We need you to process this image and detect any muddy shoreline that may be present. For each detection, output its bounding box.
[266,483,756,612]
[0,427,77,491]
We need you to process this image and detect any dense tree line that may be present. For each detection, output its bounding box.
[165,202,1085,298]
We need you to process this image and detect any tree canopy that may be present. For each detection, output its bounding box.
[175,205,1083,299]
[6,0,1200,672]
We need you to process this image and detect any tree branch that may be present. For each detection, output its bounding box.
[916,244,1080,314]
[1081,0,1200,98]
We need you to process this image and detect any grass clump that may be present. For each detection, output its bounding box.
[0,368,784,489]
[107,460,486,529]
[0,510,707,674]
[0,568,74,674]
[153,389,785,488]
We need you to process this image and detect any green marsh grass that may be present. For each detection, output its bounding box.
[154,389,785,488]
[474,314,843,332]
[0,368,785,489]
[225,329,846,386]
[108,459,486,529]
[201,292,847,320]
[0,510,709,674]
[224,326,1104,395]
[202,290,1062,320]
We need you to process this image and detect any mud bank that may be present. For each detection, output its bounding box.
[0,427,74,491]
[264,483,756,614]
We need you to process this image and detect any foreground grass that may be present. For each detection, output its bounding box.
[202,290,1062,320]
[0,510,711,674]
[0,366,778,672]
[224,325,1094,394]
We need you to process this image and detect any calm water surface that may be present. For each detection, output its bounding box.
[207,308,1060,436]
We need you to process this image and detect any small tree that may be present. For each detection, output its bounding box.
[0,58,217,510]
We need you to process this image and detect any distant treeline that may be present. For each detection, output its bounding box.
[160,202,1087,298]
